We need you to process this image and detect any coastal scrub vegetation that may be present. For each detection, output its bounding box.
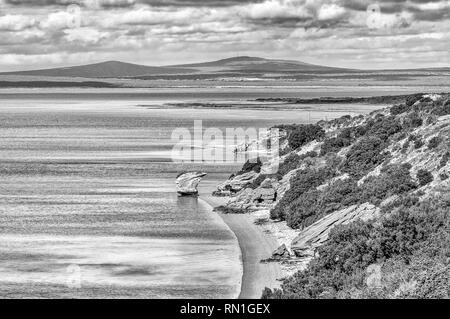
[270,167,334,220]
[236,157,262,176]
[287,124,325,150]
[340,136,388,178]
[263,198,450,299]
[277,163,418,229]
[216,94,449,299]
[417,169,434,186]
[269,96,449,227]
[261,94,450,298]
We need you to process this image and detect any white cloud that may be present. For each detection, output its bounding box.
[0,14,36,31]
[64,27,108,44]
[317,3,346,21]
[241,0,312,20]
[0,0,448,70]
[40,9,82,30]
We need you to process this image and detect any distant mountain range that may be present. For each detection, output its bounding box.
[0,56,354,78]
[0,56,448,88]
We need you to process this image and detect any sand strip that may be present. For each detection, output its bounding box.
[201,194,283,299]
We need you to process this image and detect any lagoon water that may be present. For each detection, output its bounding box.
[0,87,417,298]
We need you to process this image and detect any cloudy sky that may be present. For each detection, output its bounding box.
[0,0,448,71]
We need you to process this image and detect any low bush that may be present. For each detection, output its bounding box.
[236,157,262,175]
[321,137,351,155]
[287,124,325,150]
[417,169,434,186]
[263,198,450,299]
[213,206,246,214]
[299,151,318,159]
[270,167,334,220]
[390,103,410,115]
[341,136,387,178]
[359,164,417,205]
[404,112,423,128]
[428,136,441,149]
[414,138,424,149]
[365,115,403,141]
[277,153,301,178]
[285,178,360,229]
[405,94,424,107]
[401,140,410,153]
[439,152,449,168]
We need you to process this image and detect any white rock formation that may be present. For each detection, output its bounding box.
[291,203,379,258]
[176,172,207,196]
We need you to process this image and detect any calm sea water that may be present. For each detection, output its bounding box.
[0,87,400,298]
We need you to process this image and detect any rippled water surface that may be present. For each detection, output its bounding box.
[0,88,388,298]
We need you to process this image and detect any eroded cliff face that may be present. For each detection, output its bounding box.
[213,93,450,266]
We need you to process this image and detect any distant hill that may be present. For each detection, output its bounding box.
[171,56,353,73]
[1,56,448,82]
[0,61,195,78]
[0,57,352,78]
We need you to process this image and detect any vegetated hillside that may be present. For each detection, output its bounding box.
[213,93,450,299]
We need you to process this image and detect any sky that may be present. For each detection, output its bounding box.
[0,0,449,71]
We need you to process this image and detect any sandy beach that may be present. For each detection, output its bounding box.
[201,194,283,299]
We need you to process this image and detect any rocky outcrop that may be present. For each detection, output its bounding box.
[176,172,207,196]
[291,203,379,258]
[224,178,277,211]
[271,244,290,260]
[214,171,258,196]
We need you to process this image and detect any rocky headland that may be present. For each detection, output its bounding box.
[212,93,450,298]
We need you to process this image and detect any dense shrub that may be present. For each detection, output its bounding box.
[401,140,410,153]
[408,134,417,142]
[431,99,450,116]
[404,112,423,128]
[277,153,301,178]
[417,169,434,186]
[341,136,387,178]
[285,179,360,229]
[299,151,318,159]
[438,151,448,169]
[428,136,441,149]
[287,124,325,150]
[270,167,334,220]
[213,206,246,214]
[321,127,356,156]
[405,93,424,107]
[390,103,410,115]
[277,164,417,229]
[321,137,350,155]
[359,164,417,205]
[263,199,450,299]
[414,138,424,149]
[237,157,262,175]
[366,116,403,141]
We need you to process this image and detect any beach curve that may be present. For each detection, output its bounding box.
[200,194,283,299]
